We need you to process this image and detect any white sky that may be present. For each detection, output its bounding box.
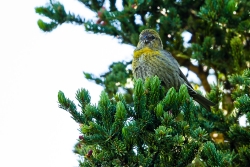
[0,1,133,167]
[0,1,245,167]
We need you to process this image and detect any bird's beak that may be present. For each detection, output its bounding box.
[141,35,150,44]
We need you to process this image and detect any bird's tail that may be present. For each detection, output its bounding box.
[192,93,215,112]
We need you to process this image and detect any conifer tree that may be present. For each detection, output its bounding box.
[36,0,250,166]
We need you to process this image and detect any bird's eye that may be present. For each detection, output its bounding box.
[150,36,155,40]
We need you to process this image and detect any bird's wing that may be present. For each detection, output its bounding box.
[163,50,195,90]
[179,69,194,89]
[178,69,198,96]
[163,50,199,94]
[162,50,180,68]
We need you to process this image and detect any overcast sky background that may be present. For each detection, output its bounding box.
[0,1,245,167]
[0,1,134,166]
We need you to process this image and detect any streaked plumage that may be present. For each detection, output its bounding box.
[132,29,215,111]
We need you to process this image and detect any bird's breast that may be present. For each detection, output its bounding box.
[133,47,160,59]
[132,47,161,70]
[132,48,183,90]
[132,47,162,80]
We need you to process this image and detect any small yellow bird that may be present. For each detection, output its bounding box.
[132,29,215,111]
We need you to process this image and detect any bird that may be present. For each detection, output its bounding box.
[132,29,215,111]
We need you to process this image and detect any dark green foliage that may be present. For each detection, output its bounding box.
[36,0,250,94]
[84,61,133,103]
[58,71,250,166]
[35,0,250,166]
[36,1,84,32]
[201,141,236,167]
[58,77,210,166]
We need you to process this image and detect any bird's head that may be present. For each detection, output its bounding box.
[136,29,163,50]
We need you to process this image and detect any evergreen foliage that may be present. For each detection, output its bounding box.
[36,0,250,93]
[36,0,250,166]
[58,69,250,166]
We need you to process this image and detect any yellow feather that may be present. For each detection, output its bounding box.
[133,47,160,59]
